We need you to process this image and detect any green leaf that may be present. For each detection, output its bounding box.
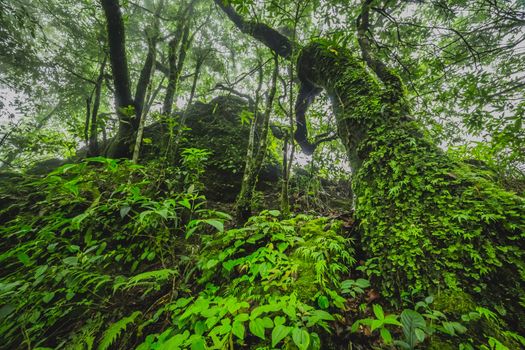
[98,311,141,350]
[271,325,291,347]
[310,310,335,321]
[190,337,207,350]
[317,295,329,309]
[42,291,55,303]
[261,316,273,328]
[356,278,371,288]
[310,332,321,350]
[249,318,266,339]
[159,331,190,350]
[292,327,310,350]
[16,252,30,266]
[371,319,383,332]
[232,321,245,340]
[400,309,426,348]
[120,205,131,218]
[274,316,286,326]
[373,304,385,320]
[203,219,224,232]
[63,256,78,266]
[415,328,426,342]
[380,328,392,344]
[235,313,249,322]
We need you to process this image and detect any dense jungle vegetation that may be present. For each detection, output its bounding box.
[1,0,525,349]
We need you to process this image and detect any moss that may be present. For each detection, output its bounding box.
[427,337,456,350]
[433,290,476,315]
[297,42,525,330]
[141,95,281,201]
[292,259,321,302]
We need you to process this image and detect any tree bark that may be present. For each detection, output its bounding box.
[88,54,107,157]
[162,0,195,116]
[100,0,136,158]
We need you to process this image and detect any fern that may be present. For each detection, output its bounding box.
[98,311,141,350]
[113,268,177,292]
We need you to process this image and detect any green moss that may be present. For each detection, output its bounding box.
[433,290,476,315]
[427,337,456,350]
[297,42,525,329]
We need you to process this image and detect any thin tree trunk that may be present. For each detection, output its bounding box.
[236,56,278,222]
[88,54,107,156]
[162,0,195,116]
[84,96,92,147]
[168,56,204,162]
[132,1,163,162]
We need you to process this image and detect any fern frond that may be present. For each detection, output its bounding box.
[98,311,141,350]
[113,269,177,292]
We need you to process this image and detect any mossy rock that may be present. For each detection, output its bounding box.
[142,95,280,201]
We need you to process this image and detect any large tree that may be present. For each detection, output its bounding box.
[215,0,525,326]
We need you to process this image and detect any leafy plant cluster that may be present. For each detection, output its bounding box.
[0,154,228,349]
[137,211,356,349]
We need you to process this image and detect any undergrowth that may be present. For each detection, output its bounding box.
[0,156,523,349]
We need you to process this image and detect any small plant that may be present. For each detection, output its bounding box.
[351,304,402,344]
[341,278,370,298]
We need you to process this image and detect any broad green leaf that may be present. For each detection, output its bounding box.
[235,313,249,322]
[383,315,402,326]
[371,319,383,332]
[317,295,329,309]
[158,331,190,350]
[380,328,392,344]
[400,309,426,348]
[249,318,265,339]
[203,219,224,232]
[373,304,385,320]
[310,332,321,350]
[190,337,206,350]
[274,316,286,326]
[271,325,291,347]
[415,328,426,342]
[232,321,245,340]
[292,327,310,350]
[16,252,30,266]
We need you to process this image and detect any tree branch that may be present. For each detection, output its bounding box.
[357,0,403,100]
[213,0,294,59]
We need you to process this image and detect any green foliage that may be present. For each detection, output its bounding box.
[351,304,402,344]
[98,311,142,350]
[134,210,354,349]
[0,157,228,349]
[353,120,525,302]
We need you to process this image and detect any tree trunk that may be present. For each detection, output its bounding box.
[100,0,136,158]
[88,54,107,157]
[162,1,195,116]
[298,42,525,313]
[236,56,278,222]
[216,0,525,323]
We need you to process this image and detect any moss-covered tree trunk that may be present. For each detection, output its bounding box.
[298,41,525,319]
[215,0,525,325]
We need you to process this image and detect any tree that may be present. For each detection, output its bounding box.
[100,0,160,158]
[215,0,525,324]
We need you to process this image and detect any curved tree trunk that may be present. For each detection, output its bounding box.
[298,42,525,303]
[215,0,525,325]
